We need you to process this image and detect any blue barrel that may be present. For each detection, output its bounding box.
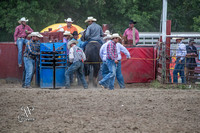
[39,42,67,88]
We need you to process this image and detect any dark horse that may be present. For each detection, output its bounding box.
[84,41,102,87]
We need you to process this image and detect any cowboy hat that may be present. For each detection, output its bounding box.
[64,18,74,23]
[172,37,184,40]
[85,16,97,23]
[129,20,137,24]
[67,40,78,49]
[104,30,111,35]
[111,33,122,39]
[63,31,73,37]
[18,17,28,23]
[28,32,43,38]
[103,34,112,40]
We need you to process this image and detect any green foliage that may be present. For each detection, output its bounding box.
[0,0,200,41]
[193,16,200,31]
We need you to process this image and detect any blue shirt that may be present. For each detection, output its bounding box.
[85,22,103,41]
[176,41,187,60]
[100,41,131,61]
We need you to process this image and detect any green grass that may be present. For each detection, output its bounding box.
[150,80,200,90]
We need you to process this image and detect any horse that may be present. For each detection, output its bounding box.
[84,41,102,87]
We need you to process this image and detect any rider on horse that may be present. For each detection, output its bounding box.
[81,16,103,50]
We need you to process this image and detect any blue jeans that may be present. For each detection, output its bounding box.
[99,59,116,90]
[173,58,185,83]
[81,39,103,50]
[65,61,88,88]
[116,61,125,88]
[23,57,35,87]
[102,60,125,88]
[17,38,28,65]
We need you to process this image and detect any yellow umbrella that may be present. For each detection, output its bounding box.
[40,23,84,38]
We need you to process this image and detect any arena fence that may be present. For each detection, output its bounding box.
[157,34,200,84]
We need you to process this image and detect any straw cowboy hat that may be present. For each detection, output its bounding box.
[104,30,111,35]
[85,16,97,23]
[28,32,43,38]
[18,17,28,23]
[67,40,78,49]
[64,18,74,23]
[111,33,122,39]
[63,31,73,37]
[103,34,112,40]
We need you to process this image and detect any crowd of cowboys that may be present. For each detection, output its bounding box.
[14,16,198,89]
[14,16,139,89]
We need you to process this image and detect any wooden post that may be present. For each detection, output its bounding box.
[166,20,171,83]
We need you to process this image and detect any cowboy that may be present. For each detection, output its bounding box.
[65,40,88,89]
[63,31,72,53]
[123,20,139,45]
[51,18,78,34]
[100,33,130,89]
[173,37,187,83]
[14,17,33,67]
[99,33,121,90]
[186,38,197,83]
[23,32,43,88]
[81,16,103,50]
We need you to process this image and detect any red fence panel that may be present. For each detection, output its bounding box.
[121,46,156,83]
[0,42,23,79]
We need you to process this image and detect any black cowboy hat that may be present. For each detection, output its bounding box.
[129,20,137,24]
[72,31,78,36]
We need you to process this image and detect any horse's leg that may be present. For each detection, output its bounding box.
[92,64,100,87]
[84,64,90,83]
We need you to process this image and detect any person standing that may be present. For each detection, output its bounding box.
[99,33,120,90]
[63,31,73,54]
[100,34,130,88]
[65,40,88,89]
[23,32,43,88]
[81,16,103,50]
[123,20,139,46]
[173,38,187,83]
[14,17,33,67]
[186,38,197,83]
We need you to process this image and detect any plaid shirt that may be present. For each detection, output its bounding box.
[14,24,33,42]
[106,40,118,60]
[23,40,40,59]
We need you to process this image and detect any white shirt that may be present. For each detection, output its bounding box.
[100,41,131,61]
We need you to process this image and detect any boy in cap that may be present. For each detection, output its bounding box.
[14,17,33,67]
[23,32,43,88]
[65,40,88,89]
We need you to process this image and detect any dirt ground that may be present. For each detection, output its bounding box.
[0,82,200,133]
